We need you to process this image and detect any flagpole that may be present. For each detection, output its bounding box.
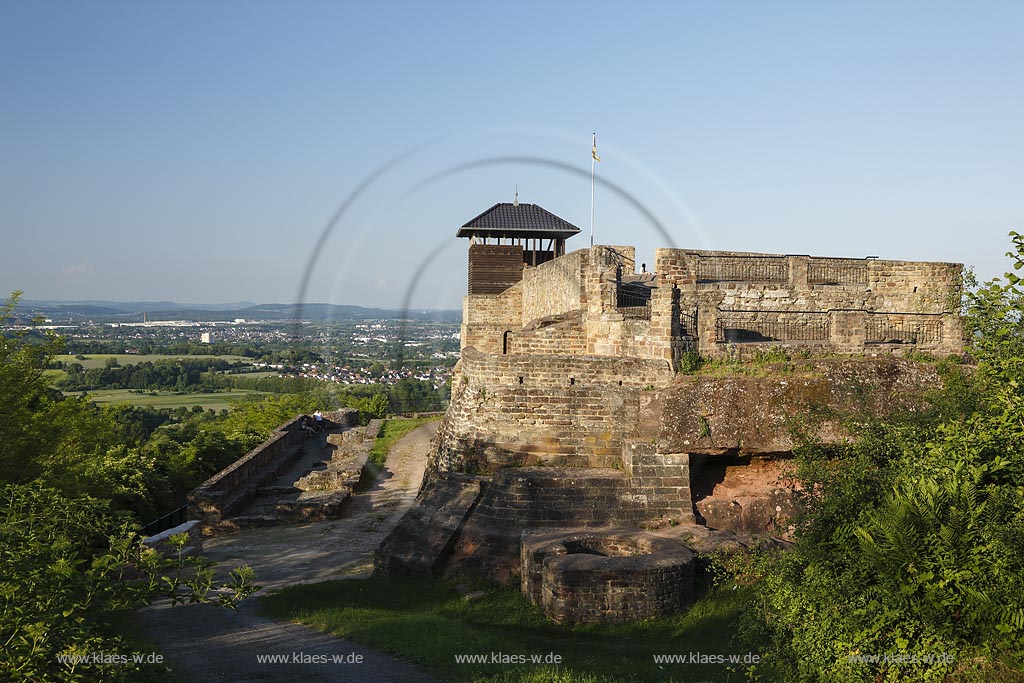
[590,133,596,247]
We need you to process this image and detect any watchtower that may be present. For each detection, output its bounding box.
[458,202,581,294]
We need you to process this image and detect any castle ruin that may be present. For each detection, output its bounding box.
[377,201,963,622]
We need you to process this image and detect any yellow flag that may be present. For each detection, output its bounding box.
[592,143,601,163]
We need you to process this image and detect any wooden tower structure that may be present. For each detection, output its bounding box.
[458,202,581,295]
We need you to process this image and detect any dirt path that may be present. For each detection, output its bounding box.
[195,420,436,588]
[136,421,441,683]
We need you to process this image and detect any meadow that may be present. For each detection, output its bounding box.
[63,388,267,411]
[54,352,251,369]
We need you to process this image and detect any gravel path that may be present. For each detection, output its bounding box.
[136,421,442,683]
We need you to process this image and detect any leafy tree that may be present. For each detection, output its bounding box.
[1,293,259,682]
[0,484,257,683]
[731,234,1024,681]
[0,291,66,483]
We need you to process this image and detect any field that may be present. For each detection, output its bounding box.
[54,353,252,369]
[64,388,268,411]
[238,371,281,379]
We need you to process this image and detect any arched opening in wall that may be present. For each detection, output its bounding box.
[502,330,512,355]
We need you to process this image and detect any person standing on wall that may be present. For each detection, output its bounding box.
[313,409,324,432]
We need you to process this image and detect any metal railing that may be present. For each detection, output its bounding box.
[677,311,697,338]
[596,245,635,268]
[616,286,652,319]
[696,256,788,284]
[808,259,868,286]
[716,314,830,343]
[865,315,943,345]
[142,505,189,537]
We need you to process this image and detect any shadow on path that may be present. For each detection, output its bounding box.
[136,421,442,683]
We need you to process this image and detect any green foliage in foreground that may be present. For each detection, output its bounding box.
[368,417,440,467]
[0,484,258,683]
[2,292,268,683]
[260,574,759,683]
[725,234,1024,682]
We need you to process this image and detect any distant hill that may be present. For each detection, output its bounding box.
[15,299,461,324]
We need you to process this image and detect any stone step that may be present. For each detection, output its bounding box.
[375,473,486,575]
[255,485,300,496]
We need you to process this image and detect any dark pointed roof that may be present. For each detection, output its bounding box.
[457,203,581,239]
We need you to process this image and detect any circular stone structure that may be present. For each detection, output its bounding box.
[521,528,696,624]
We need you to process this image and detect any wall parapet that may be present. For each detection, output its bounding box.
[460,242,964,365]
[187,409,357,533]
[459,345,673,388]
[704,308,961,356]
[520,249,588,324]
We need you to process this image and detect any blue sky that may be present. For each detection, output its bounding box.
[1,1,1021,309]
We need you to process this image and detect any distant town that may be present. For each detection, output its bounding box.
[6,298,461,413]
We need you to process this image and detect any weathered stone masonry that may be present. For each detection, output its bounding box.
[377,203,964,619]
[429,348,672,472]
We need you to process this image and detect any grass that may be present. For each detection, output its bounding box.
[259,575,759,683]
[64,388,267,411]
[368,417,440,466]
[54,353,251,370]
[43,368,67,383]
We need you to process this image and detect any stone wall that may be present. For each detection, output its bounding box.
[444,468,648,582]
[461,283,523,354]
[654,249,964,357]
[430,347,673,472]
[506,312,587,356]
[520,249,588,324]
[462,245,676,361]
[462,244,964,363]
[621,442,693,523]
[188,410,357,533]
[654,249,961,309]
[188,417,306,531]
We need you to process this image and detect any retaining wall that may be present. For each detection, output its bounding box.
[188,409,357,533]
[430,348,673,472]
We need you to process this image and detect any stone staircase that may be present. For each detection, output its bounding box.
[374,471,487,575]
[215,420,383,532]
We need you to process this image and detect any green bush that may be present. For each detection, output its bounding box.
[677,350,705,374]
[0,484,258,683]
[752,345,789,365]
[725,234,1024,682]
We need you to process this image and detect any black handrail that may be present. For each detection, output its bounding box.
[142,505,189,537]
